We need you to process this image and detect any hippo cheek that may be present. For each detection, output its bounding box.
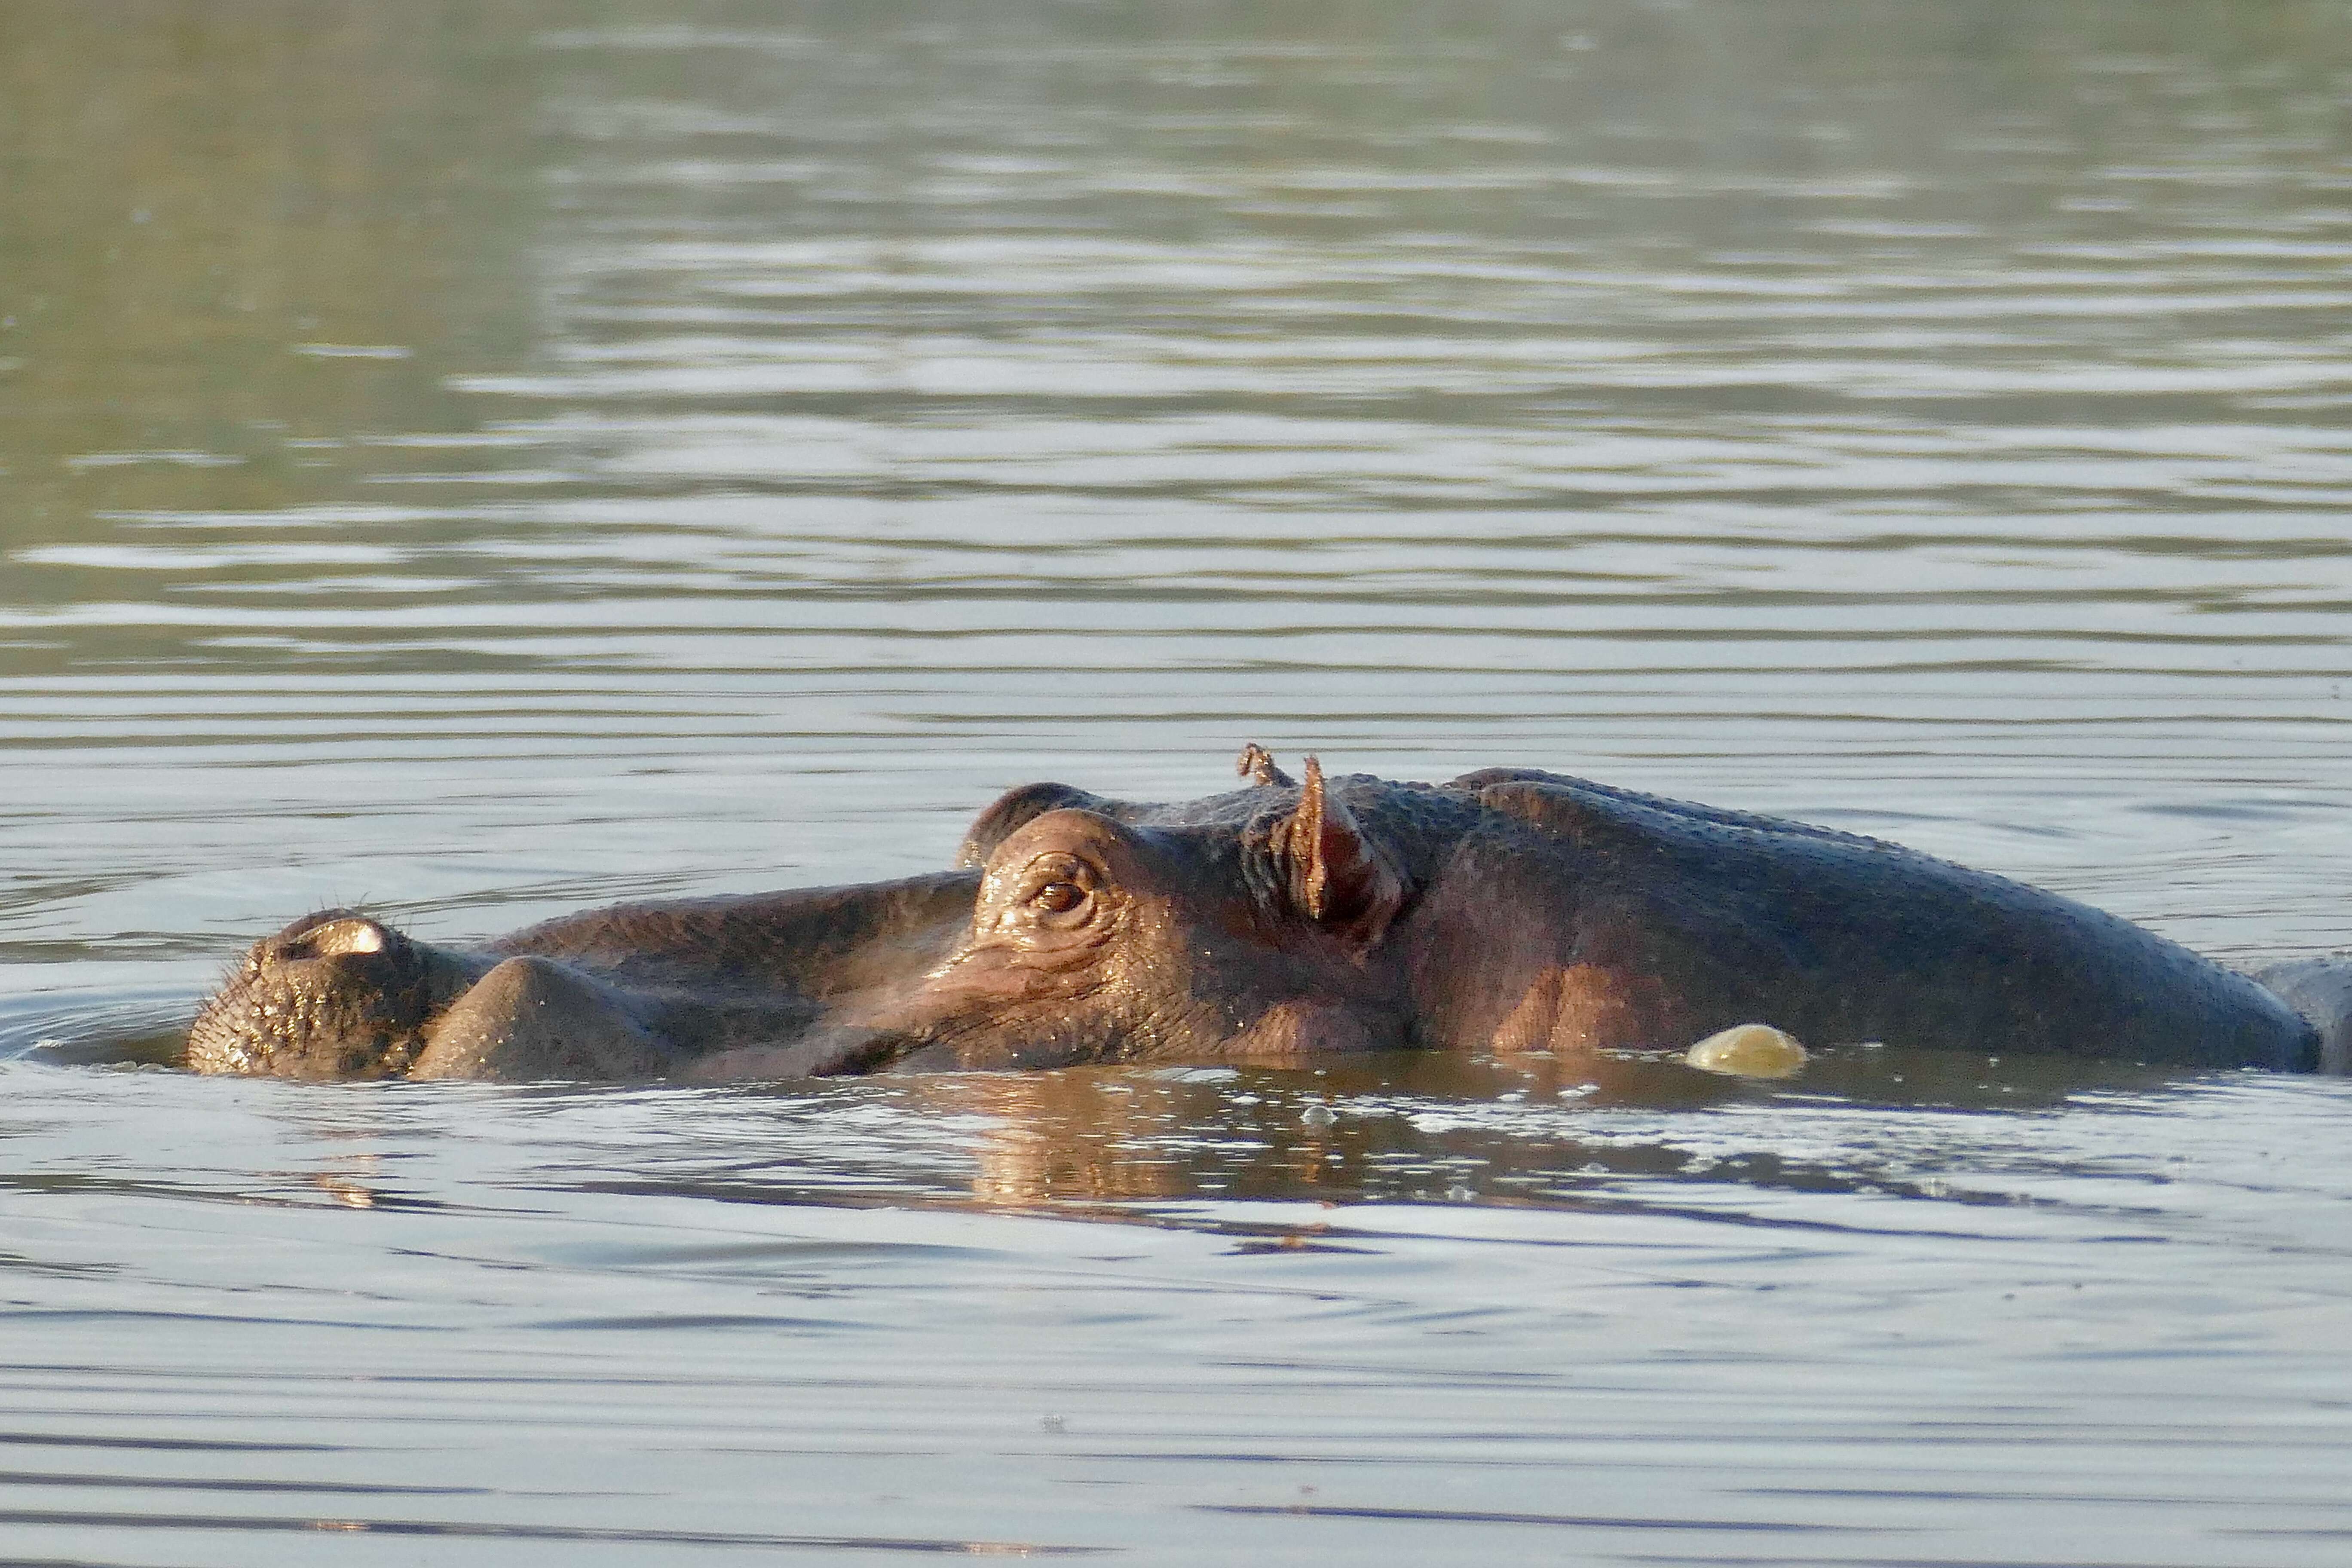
[851,878,1211,1066]
[1220,998,1393,1062]
[870,951,1128,1069]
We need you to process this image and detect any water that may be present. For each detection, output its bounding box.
[3,1,2351,1561]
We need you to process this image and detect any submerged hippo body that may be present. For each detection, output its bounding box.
[187,749,2338,1081]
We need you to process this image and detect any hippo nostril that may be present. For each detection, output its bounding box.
[297,916,392,959]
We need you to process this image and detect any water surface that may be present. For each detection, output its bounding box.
[3,3,2350,1562]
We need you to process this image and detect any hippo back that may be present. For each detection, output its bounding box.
[1413,768,2318,1069]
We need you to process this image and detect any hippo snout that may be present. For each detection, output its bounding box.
[187,910,456,1079]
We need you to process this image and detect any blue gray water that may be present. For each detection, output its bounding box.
[3,3,2350,1562]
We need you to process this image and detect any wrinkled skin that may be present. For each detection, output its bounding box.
[187,747,2349,1081]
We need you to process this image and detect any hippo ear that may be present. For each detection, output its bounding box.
[1235,742,1296,789]
[1267,757,1405,948]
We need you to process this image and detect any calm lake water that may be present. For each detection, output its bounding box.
[4,2,2351,1562]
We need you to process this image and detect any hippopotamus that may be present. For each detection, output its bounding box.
[185,746,2352,1081]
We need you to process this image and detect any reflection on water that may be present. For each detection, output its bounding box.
[4,1,2352,1563]
[4,1055,2352,1564]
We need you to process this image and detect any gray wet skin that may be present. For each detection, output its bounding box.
[185,746,2347,1081]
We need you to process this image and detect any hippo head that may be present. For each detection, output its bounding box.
[842,758,1415,1070]
[186,909,483,1079]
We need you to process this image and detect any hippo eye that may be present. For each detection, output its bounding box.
[1032,881,1086,913]
[1003,853,1101,932]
